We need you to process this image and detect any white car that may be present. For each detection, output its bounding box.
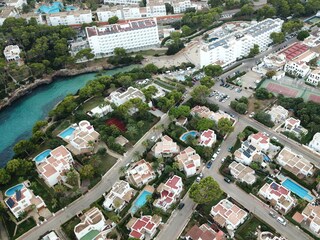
[272,136,278,141]
[212,153,218,160]
[277,217,287,226]
[217,148,221,153]
[221,157,226,162]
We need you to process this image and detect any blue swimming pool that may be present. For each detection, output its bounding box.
[34,149,51,163]
[282,178,314,202]
[37,2,63,14]
[5,183,24,197]
[58,126,75,139]
[129,190,152,214]
[180,131,198,142]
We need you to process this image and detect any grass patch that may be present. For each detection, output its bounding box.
[52,120,72,136]
[154,79,176,91]
[94,153,117,176]
[78,96,105,114]
[61,216,81,240]
[137,49,167,56]
[14,217,36,239]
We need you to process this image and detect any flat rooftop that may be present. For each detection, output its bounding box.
[279,42,309,60]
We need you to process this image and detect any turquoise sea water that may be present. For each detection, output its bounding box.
[0,65,137,166]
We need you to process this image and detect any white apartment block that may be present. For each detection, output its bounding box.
[96,5,141,21]
[5,0,27,9]
[267,105,289,123]
[108,87,145,107]
[3,45,21,61]
[74,207,115,240]
[86,18,159,56]
[103,180,134,211]
[146,4,166,17]
[47,10,92,26]
[307,69,320,86]
[103,0,141,5]
[309,132,320,153]
[126,159,156,187]
[20,12,44,25]
[175,146,201,177]
[5,182,46,218]
[36,146,74,187]
[127,215,162,239]
[154,175,183,211]
[171,0,191,13]
[284,60,310,78]
[302,204,320,234]
[229,161,256,185]
[153,135,180,158]
[277,147,314,177]
[200,18,284,67]
[210,199,248,230]
[258,182,295,214]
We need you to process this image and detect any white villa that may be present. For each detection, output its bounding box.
[103,180,134,212]
[258,182,295,214]
[302,204,320,234]
[175,147,201,177]
[309,132,320,153]
[74,207,115,240]
[36,146,74,187]
[41,231,60,240]
[191,105,232,123]
[153,135,180,158]
[210,199,248,230]
[267,105,289,123]
[4,45,21,62]
[126,159,156,187]
[154,175,183,211]
[307,69,320,86]
[229,161,256,185]
[284,117,308,137]
[108,87,146,107]
[127,215,162,239]
[65,120,100,155]
[87,104,113,118]
[5,182,46,218]
[199,129,217,147]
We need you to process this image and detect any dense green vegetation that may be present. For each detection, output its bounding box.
[230,97,248,114]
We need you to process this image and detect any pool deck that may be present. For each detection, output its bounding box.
[143,185,154,193]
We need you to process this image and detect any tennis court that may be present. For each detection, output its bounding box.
[266,83,299,97]
[308,94,320,103]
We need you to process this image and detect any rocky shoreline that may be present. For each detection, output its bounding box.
[0,65,107,111]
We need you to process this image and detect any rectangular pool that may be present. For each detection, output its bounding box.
[58,126,75,139]
[282,178,314,202]
[129,190,152,214]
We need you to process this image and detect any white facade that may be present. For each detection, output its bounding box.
[36,146,74,187]
[5,0,27,9]
[20,13,44,25]
[87,104,113,118]
[154,175,183,211]
[302,204,320,234]
[171,0,191,13]
[41,231,60,240]
[267,105,289,123]
[200,18,284,67]
[127,159,156,187]
[96,6,141,21]
[284,60,310,78]
[128,215,162,239]
[229,161,256,185]
[86,18,159,56]
[309,132,320,153]
[103,180,134,211]
[175,147,201,177]
[109,87,146,107]
[0,7,18,26]
[3,45,21,61]
[284,117,308,137]
[103,0,141,5]
[47,10,92,26]
[199,129,216,147]
[153,135,180,158]
[307,69,320,86]
[146,4,166,17]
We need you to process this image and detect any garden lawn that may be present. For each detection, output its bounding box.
[94,153,117,175]
[14,217,36,239]
[79,96,105,114]
[61,216,81,240]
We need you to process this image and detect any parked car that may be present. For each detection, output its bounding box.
[178,203,185,210]
[269,211,276,218]
[206,161,213,169]
[196,177,201,182]
[224,177,231,183]
[212,153,218,160]
[277,217,287,226]
[221,157,226,162]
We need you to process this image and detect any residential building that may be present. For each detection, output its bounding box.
[200,18,284,67]
[309,132,320,153]
[261,53,286,71]
[229,161,256,185]
[108,87,146,107]
[258,182,295,214]
[87,104,113,118]
[126,159,156,187]
[66,120,100,155]
[86,18,159,56]
[306,69,320,86]
[127,215,162,239]
[36,145,74,187]
[279,43,318,62]
[301,204,320,234]
[146,0,166,17]
[153,175,183,211]
[171,0,191,13]
[20,12,45,25]
[103,0,141,5]
[96,5,141,21]
[41,231,60,240]
[186,223,226,240]
[199,129,217,147]
[5,182,46,218]
[5,0,27,9]
[175,147,201,177]
[175,116,188,126]
[277,147,314,177]
[74,207,115,240]
[247,132,270,152]
[267,105,289,123]
[153,135,180,158]
[3,45,21,61]
[47,10,93,26]
[210,199,248,230]
[103,180,134,211]
[284,117,308,137]
[0,7,18,25]
[191,105,232,123]
[284,60,310,78]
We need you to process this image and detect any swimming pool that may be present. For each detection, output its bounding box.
[180,131,198,142]
[58,126,75,139]
[65,5,77,11]
[129,190,152,214]
[37,2,63,14]
[34,149,51,163]
[282,178,314,202]
[5,183,24,197]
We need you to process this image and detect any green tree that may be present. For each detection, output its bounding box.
[181,25,193,36]
[204,65,223,77]
[108,16,119,24]
[30,63,46,78]
[239,4,254,16]
[142,85,158,101]
[169,105,190,118]
[32,120,48,134]
[144,63,158,74]
[297,30,310,41]
[248,44,259,58]
[0,169,11,185]
[165,3,174,14]
[66,170,78,187]
[282,20,303,34]
[255,88,273,99]
[191,85,210,104]
[196,118,215,131]
[253,111,274,127]
[200,76,215,88]
[13,140,35,156]
[270,32,285,44]
[114,47,126,57]
[217,118,234,134]
[266,70,276,78]
[292,3,305,17]
[189,176,223,204]
[80,164,95,179]
[75,48,94,61]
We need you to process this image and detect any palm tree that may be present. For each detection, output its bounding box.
[133,151,141,161]
[146,195,153,211]
[87,140,95,152]
[118,166,127,176]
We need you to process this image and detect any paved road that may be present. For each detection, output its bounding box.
[17,114,171,240]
